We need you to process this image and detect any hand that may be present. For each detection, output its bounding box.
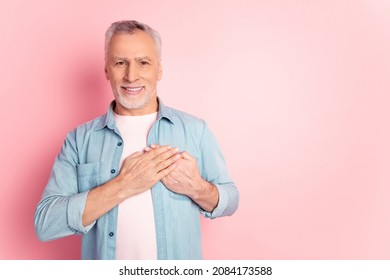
[83,145,180,227]
[145,145,219,212]
[161,152,202,198]
[116,145,181,199]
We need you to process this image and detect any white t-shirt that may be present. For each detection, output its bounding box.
[114,112,158,259]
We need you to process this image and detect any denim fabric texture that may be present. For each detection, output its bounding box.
[35,99,239,259]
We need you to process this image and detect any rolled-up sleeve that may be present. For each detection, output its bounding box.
[198,122,239,219]
[34,131,95,241]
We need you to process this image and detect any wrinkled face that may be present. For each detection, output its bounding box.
[105,30,162,115]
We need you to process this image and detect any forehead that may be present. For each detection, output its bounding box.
[107,31,158,59]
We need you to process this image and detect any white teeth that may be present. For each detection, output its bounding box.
[124,86,142,92]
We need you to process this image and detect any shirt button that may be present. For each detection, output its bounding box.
[111,169,116,174]
[117,142,122,146]
[109,232,114,237]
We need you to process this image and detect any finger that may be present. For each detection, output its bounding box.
[144,146,152,152]
[144,144,161,152]
[150,146,179,161]
[156,153,181,171]
[180,151,194,161]
[128,151,143,158]
[141,145,171,160]
[156,162,177,180]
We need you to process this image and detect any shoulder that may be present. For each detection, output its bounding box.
[66,113,107,142]
[163,105,206,129]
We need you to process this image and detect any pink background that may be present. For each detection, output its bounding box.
[1,0,389,259]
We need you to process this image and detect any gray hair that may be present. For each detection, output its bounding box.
[104,20,162,61]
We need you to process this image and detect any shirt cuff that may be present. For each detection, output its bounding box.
[200,184,228,219]
[67,191,96,234]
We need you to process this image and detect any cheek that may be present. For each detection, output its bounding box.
[146,67,162,82]
[107,68,125,82]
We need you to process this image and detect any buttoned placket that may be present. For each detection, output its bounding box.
[106,126,124,259]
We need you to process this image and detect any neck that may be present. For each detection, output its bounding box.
[114,98,158,116]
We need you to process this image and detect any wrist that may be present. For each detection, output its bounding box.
[190,177,209,201]
[111,174,130,202]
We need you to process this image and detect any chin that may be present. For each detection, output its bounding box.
[117,93,151,110]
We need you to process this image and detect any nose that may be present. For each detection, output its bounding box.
[125,63,139,82]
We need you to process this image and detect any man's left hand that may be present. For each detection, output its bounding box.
[145,145,219,212]
[161,151,202,198]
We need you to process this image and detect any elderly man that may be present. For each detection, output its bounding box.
[35,20,239,260]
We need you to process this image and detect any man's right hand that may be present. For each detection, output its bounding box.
[82,145,180,227]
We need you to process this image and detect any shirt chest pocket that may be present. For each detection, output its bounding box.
[76,162,102,192]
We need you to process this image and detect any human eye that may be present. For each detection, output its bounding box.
[140,60,150,66]
[136,57,152,66]
[114,60,127,67]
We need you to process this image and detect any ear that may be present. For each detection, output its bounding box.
[158,63,162,81]
[104,66,109,80]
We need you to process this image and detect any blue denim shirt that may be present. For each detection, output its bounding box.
[34,99,239,259]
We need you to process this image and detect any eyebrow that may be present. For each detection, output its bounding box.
[112,56,152,61]
[112,56,127,61]
[135,56,152,61]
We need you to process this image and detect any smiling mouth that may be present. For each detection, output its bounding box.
[121,86,144,94]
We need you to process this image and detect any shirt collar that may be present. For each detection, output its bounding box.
[95,97,174,131]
